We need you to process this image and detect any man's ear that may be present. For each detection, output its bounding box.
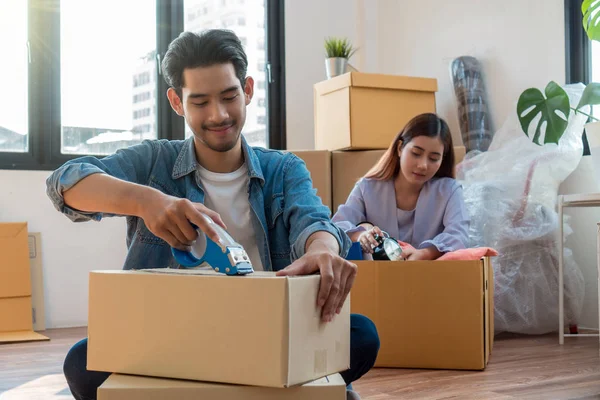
[243,76,254,105]
[167,88,184,116]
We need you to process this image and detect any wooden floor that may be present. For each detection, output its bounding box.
[1,328,599,399]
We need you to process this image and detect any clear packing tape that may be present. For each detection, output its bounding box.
[457,84,587,334]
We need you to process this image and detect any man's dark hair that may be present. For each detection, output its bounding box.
[161,29,248,97]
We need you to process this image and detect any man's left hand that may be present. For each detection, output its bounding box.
[276,237,357,323]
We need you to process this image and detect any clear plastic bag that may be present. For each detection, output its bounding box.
[456,84,587,334]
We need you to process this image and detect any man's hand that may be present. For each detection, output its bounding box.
[138,191,227,251]
[276,232,357,323]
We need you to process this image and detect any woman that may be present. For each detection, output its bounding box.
[332,113,469,260]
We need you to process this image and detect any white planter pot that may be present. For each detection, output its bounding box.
[585,121,600,183]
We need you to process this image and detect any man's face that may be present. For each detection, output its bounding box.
[168,63,253,153]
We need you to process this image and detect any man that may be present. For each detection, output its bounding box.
[47,29,379,400]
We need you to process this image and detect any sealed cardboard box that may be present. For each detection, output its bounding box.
[289,150,332,210]
[332,146,467,212]
[98,373,346,400]
[350,257,494,370]
[0,222,31,298]
[88,269,350,387]
[0,223,49,343]
[314,72,437,151]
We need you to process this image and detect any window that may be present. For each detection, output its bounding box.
[258,98,265,107]
[184,0,273,148]
[565,0,592,155]
[0,1,285,170]
[0,0,28,153]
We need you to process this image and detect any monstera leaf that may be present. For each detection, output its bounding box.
[582,0,600,41]
[577,82,600,111]
[517,81,570,145]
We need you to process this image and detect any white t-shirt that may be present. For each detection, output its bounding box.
[196,163,264,271]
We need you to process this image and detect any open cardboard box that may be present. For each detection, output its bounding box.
[350,257,494,370]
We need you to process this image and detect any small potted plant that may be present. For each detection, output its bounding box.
[517,1,600,146]
[324,37,357,79]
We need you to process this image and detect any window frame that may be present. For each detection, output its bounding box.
[0,0,286,170]
[565,0,591,155]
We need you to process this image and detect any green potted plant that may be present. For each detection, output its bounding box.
[324,37,357,79]
[517,1,600,146]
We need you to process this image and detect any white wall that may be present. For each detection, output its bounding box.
[0,170,127,328]
[4,0,598,330]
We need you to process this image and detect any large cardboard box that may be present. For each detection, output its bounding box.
[0,223,48,343]
[98,373,346,400]
[314,72,438,151]
[88,269,350,387]
[289,150,332,210]
[350,257,494,370]
[331,146,467,212]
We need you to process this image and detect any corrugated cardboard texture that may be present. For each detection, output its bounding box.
[332,150,385,212]
[332,147,468,213]
[351,258,493,370]
[0,330,49,344]
[0,296,33,332]
[287,276,350,385]
[88,270,349,387]
[28,232,45,331]
[0,222,31,298]
[98,373,346,400]
[289,150,332,210]
[314,72,437,150]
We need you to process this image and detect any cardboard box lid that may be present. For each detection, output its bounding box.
[0,222,31,298]
[88,269,350,388]
[98,373,346,400]
[315,72,438,96]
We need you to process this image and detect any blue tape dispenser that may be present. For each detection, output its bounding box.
[171,214,254,276]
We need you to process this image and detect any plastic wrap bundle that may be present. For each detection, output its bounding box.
[450,56,493,152]
[456,83,587,334]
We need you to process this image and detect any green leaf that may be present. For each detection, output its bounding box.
[582,0,600,42]
[577,82,600,111]
[516,81,570,145]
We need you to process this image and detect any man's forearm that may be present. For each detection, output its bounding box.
[305,231,340,255]
[63,173,160,218]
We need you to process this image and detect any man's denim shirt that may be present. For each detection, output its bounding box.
[46,136,351,271]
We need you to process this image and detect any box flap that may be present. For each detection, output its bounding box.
[0,222,31,298]
[315,72,438,96]
[484,257,495,359]
[0,330,49,344]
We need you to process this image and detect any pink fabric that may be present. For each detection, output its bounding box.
[396,241,498,261]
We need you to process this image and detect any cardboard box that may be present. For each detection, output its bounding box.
[28,232,46,331]
[0,222,31,298]
[350,257,494,370]
[0,223,49,343]
[289,150,332,210]
[314,72,438,151]
[88,269,350,387]
[331,146,467,212]
[98,373,346,400]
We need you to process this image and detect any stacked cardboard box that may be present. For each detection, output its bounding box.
[289,72,493,371]
[0,222,48,343]
[89,268,349,398]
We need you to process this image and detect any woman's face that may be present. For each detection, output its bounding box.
[398,135,444,185]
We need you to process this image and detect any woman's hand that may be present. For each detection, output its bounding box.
[357,226,384,254]
[404,247,442,261]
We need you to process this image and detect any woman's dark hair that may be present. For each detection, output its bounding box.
[365,113,455,180]
[161,29,248,97]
